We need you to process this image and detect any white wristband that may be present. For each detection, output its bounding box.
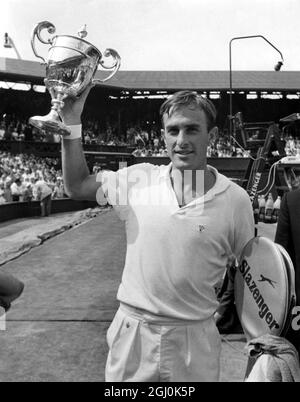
[64,124,82,140]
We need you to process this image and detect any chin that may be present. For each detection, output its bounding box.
[173,159,205,173]
[172,159,193,171]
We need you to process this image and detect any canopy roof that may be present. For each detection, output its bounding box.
[0,57,299,92]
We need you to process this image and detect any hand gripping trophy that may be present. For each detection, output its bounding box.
[29,21,121,136]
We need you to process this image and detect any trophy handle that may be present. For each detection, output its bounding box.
[31,21,56,63]
[92,48,121,83]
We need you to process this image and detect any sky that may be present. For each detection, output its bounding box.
[1,0,299,71]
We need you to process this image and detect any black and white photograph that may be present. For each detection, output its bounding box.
[0,0,300,385]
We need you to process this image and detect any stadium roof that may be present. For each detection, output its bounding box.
[0,57,300,92]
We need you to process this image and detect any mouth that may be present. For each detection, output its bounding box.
[174,150,194,156]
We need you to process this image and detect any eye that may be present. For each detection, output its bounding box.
[167,129,178,136]
[187,126,199,134]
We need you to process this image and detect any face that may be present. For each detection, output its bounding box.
[163,106,211,172]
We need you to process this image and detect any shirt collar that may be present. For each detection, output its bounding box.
[158,162,231,197]
[158,162,172,180]
[206,165,231,199]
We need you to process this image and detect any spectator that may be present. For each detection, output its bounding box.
[10,178,23,202]
[0,184,6,204]
[21,178,33,202]
[0,123,5,140]
[3,182,12,203]
[134,132,145,147]
[3,124,13,141]
[153,136,160,150]
[0,151,63,204]
[32,177,53,217]
[52,178,65,199]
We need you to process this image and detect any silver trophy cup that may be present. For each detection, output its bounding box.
[29,21,121,136]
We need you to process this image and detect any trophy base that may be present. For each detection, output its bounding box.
[29,112,71,137]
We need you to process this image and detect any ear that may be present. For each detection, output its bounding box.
[208,126,218,143]
[161,129,167,145]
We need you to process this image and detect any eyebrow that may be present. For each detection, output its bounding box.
[165,123,201,130]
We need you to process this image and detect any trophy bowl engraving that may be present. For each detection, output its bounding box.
[46,35,102,98]
[29,22,121,136]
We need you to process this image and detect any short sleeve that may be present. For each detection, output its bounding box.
[96,168,130,221]
[95,163,155,221]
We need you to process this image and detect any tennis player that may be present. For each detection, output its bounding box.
[59,88,254,382]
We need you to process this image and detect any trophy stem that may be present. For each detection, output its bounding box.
[50,89,66,113]
[29,90,71,136]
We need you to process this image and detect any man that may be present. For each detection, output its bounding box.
[10,177,23,202]
[52,178,65,199]
[32,177,52,217]
[275,189,300,354]
[0,183,6,204]
[60,88,254,382]
[23,124,33,142]
[22,178,33,202]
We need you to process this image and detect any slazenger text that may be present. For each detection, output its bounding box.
[238,259,280,331]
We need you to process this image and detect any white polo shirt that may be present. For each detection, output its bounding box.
[33,180,52,200]
[97,163,254,321]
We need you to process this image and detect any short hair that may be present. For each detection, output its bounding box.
[160,90,217,132]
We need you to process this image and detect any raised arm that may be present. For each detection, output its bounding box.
[60,84,101,201]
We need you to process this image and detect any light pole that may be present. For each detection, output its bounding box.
[229,35,284,137]
[3,33,22,59]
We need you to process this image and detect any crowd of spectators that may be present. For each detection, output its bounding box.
[0,115,250,159]
[82,120,129,146]
[0,116,132,146]
[0,119,40,142]
[0,112,252,174]
[0,114,167,151]
[131,129,250,158]
[0,152,65,205]
[207,135,251,158]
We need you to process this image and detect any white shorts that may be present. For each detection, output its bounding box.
[105,304,221,382]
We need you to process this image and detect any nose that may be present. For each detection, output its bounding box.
[176,130,189,147]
